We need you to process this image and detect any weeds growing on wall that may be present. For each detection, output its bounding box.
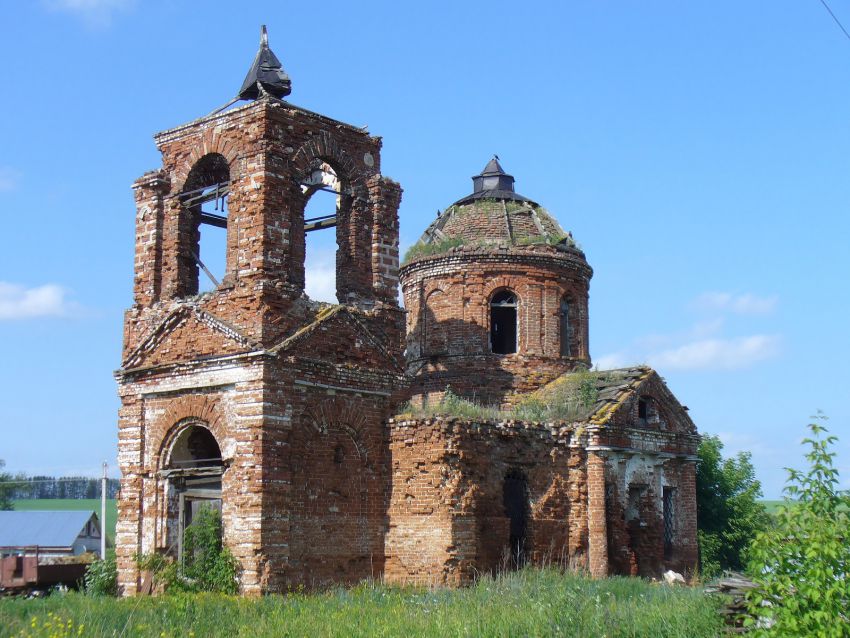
[402,237,465,263]
[135,508,238,595]
[400,370,617,424]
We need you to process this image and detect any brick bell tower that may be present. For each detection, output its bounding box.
[116,27,406,595]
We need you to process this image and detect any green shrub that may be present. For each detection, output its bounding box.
[83,551,117,596]
[135,508,238,594]
[745,414,850,636]
[182,507,239,594]
[696,435,769,577]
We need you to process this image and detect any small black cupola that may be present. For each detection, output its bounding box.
[472,156,515,193]
[238,25,292,100]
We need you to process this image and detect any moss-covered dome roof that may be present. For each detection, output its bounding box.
[404,158,577,263]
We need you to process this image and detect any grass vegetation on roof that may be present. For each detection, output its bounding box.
[0,568,724,638]
[515,233,576,248]
[399,369,624,423]
[402,237,465,264]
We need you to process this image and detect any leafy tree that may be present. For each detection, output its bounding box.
[746,414,850,636]
[696,435,770,577]
[0,459,16,510]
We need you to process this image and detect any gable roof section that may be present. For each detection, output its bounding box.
[269,305,404,373]
[0,511,98,549]
[525,366,694,429]
[587,367,653,424]
[122,304,261,370]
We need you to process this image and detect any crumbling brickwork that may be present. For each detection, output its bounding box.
[117,39,700,596]
[117,91,406,595]
[383,375,699,586]
[402,247,592,407]
[399,180,593,409]
[385,417,586,585]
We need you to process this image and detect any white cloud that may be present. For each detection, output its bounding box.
[0,282,79,320]
[305,265,337,303]
[304,247,338,303]
[0,167,21,192]
[648,334,781,370]
[693,292,778,315]
[594,352,632,370]
[44,0,135,26]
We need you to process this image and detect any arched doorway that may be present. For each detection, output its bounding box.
[162,423,224,562]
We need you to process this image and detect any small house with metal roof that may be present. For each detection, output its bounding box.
[0,510,102,557]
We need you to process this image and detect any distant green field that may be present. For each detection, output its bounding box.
[760,500,785,514]
[12,499,118,545]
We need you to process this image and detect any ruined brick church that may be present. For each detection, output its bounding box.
[115,29,699,595]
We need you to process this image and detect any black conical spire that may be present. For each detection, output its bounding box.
[238,25,292,100]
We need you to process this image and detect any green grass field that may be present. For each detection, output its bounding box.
[12,499,118,545]
[0,569,724,638]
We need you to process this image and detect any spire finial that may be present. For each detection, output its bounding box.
[238,25,292,100]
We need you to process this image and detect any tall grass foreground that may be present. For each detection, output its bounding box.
[0,569,723,638]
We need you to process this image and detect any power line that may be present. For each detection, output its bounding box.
[818,0,850,43]
[0,477,118,485]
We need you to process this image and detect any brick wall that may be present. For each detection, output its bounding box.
[385,417,588,585]
[401,246,592,407]
[117,94,406,595]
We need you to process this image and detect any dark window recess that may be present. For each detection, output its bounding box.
[12,556,23,579]
[559,298,571,357]
[333,444,345,465]
[490,290,517,354]
[663,487,676,558]
[503,470,529,568]
[627,484,647,522]
[638,399,648,421]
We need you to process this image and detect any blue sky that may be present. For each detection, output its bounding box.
[1,0,848,498]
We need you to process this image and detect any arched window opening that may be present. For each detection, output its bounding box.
[503,469,529,568]
[167,425,223,470]
[180,154,230,295]
[559,297,571,357]
[490,290,517,354]
[301,162,341,303]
